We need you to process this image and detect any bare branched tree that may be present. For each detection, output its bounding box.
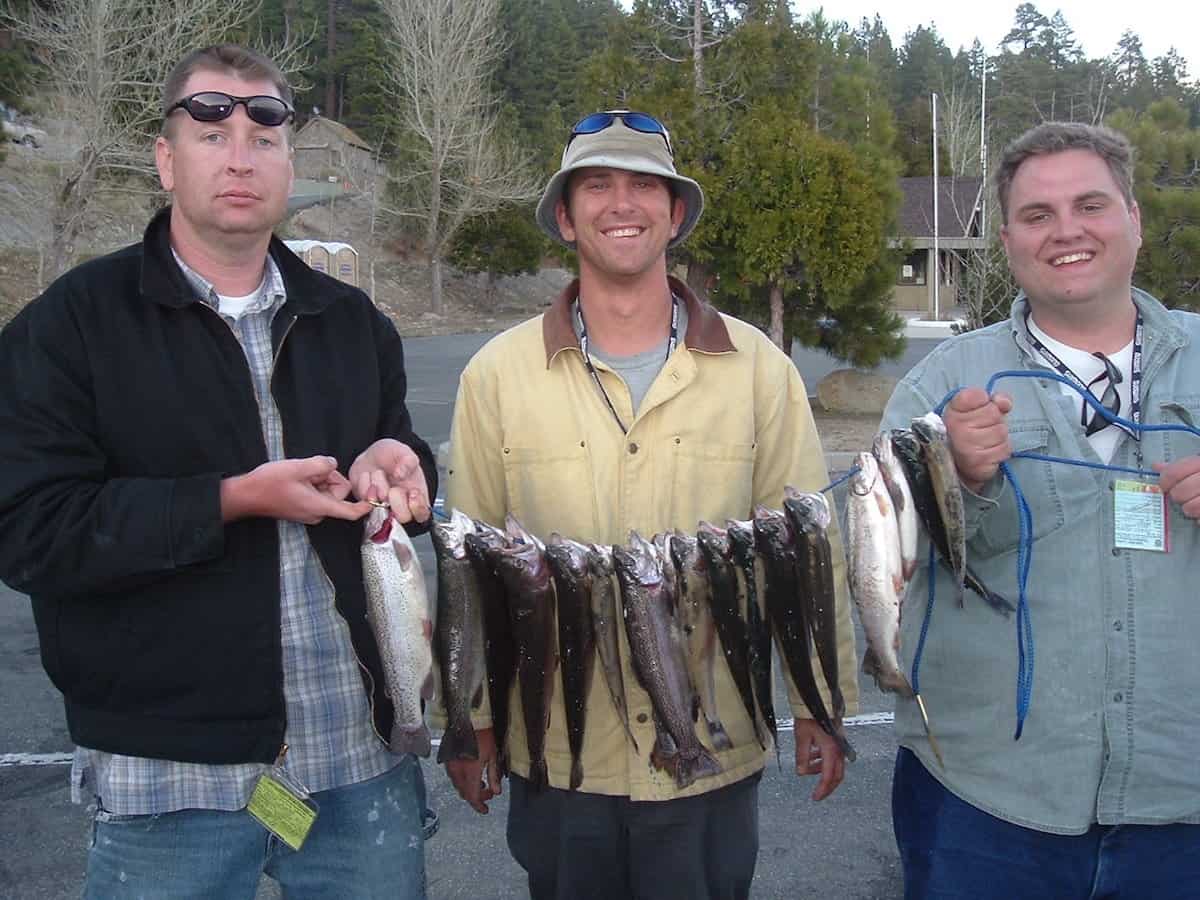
[954,192,1018,331]
[938,74,982,177]
[379,0,540,315]
[0,0,310,284]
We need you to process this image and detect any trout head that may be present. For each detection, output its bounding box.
[545,535,590,581]
[911,412,948,446]
[363,504,393,545]
[849,451,882,496]
[431,508,474,560]
[613,532,662,589]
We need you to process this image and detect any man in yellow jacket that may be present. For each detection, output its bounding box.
[441,111,859,899]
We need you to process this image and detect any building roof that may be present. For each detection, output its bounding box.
[896,176,984,240]
[294,116,373,153]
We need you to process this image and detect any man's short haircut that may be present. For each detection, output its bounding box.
[995,121,1135,224]
[161,44,292,138]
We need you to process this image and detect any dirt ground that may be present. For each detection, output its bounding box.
[810,410,882,454]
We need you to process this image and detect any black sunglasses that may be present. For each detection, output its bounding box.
[1082,351,1122,436]
[166,92,294,127]
[567,111,673,157]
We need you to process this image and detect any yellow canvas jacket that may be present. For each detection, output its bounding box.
[442,277,859,800]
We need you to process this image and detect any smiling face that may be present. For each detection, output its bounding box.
[556,167,684,288]
[155,69,294,255]
[1000,148,1142,323]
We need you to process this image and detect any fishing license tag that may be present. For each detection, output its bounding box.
[1113,480,1169,553]
[247,765,318,851]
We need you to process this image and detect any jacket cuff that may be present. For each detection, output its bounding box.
[168,474,225,566]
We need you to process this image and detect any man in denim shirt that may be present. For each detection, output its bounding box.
[881,122,1200,898]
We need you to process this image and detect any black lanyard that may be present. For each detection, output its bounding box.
[576,294,679,435]
[1023,306,1143,443]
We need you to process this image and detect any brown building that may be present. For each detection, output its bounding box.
[292,116,378,192]
[891,176,987,319]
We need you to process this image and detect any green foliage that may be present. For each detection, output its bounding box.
[1109,102,1200,310]
[700,106,905,366]
[447,203,546,282]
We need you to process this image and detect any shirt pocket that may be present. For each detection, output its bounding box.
[1155,397,1200,540]
[501,442,597,538]
[971,424,1068,559]
[667,438,757,526]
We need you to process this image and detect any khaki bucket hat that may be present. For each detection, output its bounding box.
[535,111,704,249]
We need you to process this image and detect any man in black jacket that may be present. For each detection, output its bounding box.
[0,45,436,898]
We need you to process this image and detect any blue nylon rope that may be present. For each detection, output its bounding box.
[914,370,1200,742]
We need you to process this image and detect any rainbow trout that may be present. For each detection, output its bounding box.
[361,505,434,756]
[587,544,639,752]
[727,518,778,750]
[545,535,597,790]
[845,453,913,698]
[696,522,763,749]
[668,531,732,752]
[490,515,557,792]
[432,509,486,764]
[463,521,516,776]
[890,428,1012,615]
[615,532,721,789]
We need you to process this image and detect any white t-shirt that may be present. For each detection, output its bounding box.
[1026,315,1133,464]
[217,290,260,321]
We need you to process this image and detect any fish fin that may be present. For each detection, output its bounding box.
[569,758,584,792]
[389,723,432,758]
[530,758,549,794]
[421,670,435,702]
[892,572,906,594]
[470,683,484,710]
[861,646,881,678]
[706,718,734,752]
[392,539,413,567]
[833,730,857,763]
[675,747,723,790]
[435,723,480,765]
[422,618,433,641]
[977,587,1014,617]
[878,669,915,698]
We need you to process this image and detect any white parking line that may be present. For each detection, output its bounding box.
[0,751,73,767]
[2,714,894,766]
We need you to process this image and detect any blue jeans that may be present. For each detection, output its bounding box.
[84,756,429,899]
[893,747,1200,900]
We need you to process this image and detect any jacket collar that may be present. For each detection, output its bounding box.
[542,275,734,367]
[138,206,356,313]
[1009,286,1188,377]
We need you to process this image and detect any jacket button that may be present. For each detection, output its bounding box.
[628,442,639,455]
[636,712,648,723]
[1114,620,1123,632]
[1111,547,1121,556]
[1113,693,1123,703]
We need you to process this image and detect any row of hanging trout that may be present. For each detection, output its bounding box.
[359,411,1008,791]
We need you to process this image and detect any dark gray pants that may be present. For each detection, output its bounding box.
[506,772,761,900]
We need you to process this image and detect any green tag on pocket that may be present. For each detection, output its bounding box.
[247,770,318,851]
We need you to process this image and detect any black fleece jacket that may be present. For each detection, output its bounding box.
[0,208,436,764]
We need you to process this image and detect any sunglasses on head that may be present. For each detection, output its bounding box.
[568,111,673,157]
[166,92,294,127]
[1082,351,1122,437]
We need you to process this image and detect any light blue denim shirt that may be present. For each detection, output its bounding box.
[880,287,1200,835]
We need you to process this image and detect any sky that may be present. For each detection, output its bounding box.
[801,1,1198,73]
